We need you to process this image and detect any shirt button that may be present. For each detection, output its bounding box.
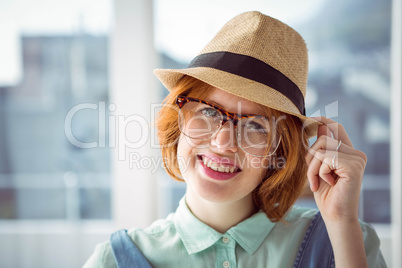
[223,261,230,268]
[222,237,230,244]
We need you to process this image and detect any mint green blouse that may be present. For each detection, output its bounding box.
[83,197,386,268]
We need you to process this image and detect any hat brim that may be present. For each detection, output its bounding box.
[154,67,321,139]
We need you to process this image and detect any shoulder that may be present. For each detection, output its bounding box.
[282,207,387,267]
[83,240,117,268]
[83,213,178,268]
[126,213,180,246]
[358,220,387,267]
[275,206,318,232]
[284,206,318,223]
[282,206,384,243]
[264,206,318,249]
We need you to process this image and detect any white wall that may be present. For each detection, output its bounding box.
[0,0,161,267]
[391,0,402,267]
[0,221,113,267]
[110,0,160,230]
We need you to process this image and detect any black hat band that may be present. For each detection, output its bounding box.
[188,51,306,115]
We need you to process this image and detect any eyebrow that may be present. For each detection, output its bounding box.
[205,98,264,117]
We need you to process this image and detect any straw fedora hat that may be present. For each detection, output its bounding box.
[154,11,319,138]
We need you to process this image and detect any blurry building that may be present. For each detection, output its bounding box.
[0,34,111,220]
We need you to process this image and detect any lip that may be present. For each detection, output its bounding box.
[201,153,241,169]
[197,154,241,181]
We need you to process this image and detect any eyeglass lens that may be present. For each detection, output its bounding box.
[178,101,278,156]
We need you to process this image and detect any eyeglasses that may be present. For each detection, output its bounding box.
[175,95,281,157]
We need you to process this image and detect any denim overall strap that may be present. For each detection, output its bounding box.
[110,229,153,268]
[293,212,335,268]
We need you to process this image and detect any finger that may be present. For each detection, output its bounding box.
[306,153,322,192]
[307,149,345,186]
[311,116,353,147]
[319,155,337,186]
[306,135,354,165]
[306,151,338,191]
[307,124,332,166]
[312,151,337,186]
[317,124,332,138]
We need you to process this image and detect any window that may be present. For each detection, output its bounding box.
[0,0,112,221]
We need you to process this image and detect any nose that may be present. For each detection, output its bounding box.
[210,121,238,153]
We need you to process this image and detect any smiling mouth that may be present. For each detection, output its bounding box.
[197,155,241,174]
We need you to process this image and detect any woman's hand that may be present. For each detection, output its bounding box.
[305,116,369,268]
[305,116,368,223]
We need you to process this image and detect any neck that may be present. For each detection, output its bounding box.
[185,191,257,234]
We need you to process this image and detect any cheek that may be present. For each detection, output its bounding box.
[177,135,210,156]
[176,135,207,175]
[247,155,270,173]
[177,135,194,158]
[244,156,272,187]
[176,137,190,174]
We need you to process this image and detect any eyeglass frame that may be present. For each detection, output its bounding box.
[175,95,281,157]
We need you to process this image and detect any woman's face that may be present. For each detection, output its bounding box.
[177,88,271,206]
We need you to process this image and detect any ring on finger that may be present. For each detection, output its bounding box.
[335,140,342,151]
[332,155,338,170]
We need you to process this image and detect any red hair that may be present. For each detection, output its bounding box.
[156,76,309,222]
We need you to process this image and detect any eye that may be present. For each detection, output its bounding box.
[245,120,268,133]
[199,107,220,118]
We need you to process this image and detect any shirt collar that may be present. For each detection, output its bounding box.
[226,210,275,255]
[174,197,222,254]
[174,196,275,255]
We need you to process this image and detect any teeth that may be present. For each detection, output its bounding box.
[202,157,237,173]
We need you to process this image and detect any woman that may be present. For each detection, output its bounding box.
[84,11,386,267]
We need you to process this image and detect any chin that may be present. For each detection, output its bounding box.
[189,176,250,204]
